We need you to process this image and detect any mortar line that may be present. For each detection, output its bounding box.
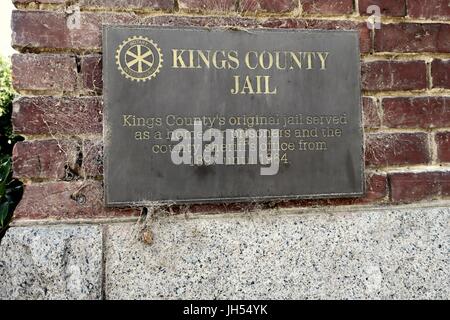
[427,60,434,89]
[12,89,450,100]
[354,0,359,15]
[429,131,438,164]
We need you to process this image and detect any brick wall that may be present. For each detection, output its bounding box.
[10,0,450,221]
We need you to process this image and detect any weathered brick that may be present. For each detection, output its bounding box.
[374,23,450,53]
[12,140,81,180]
[12,10,370,52]
[11,54,77,92]
[83,140,103,177]
[13,0,65,3]
[436,132,450,163]
[431,59,450,89]
[442,172,450,197]
[10,2,449,213]
[364,173,389,202]
[382,97,450,129]
[12,10,135,50]
[240,0,297,13]
[302,0,354,15]
[14,0,173,10]
[13,139,104,180]
[13,181,140,220]
[12,10,258,50]
[362,97,381,129]
[359,0,406,17]
[12,96,102,135]
[407,0,450,20]
[178,0,236,12]
[390,171,450,203]
[80,55,103,93]
[262,19,371,53]
[365,132,430,167]
[361,61,427,91]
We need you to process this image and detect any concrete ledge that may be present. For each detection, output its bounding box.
[105,207,449,299]
[0,225,103,300]
[1,207,449,299]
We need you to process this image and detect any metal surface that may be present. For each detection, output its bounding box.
[103,26,364,206]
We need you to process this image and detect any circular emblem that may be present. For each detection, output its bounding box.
[116,36,163,82]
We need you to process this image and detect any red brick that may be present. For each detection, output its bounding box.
[12,96,102,135]
[12,10,369,52]
[12,10,258,50]
[178,0,236,12]
[13,0,65,3]
[12,140,81,180]
[375,23,450,53]
[83,140,103,177]
[363,97,381,129]
[362,61,427,91]
[80,55,103,94]
[14,0,173,10]
[262,19,371,53]
[382,97,450,129]
[240,0,297,13]
[302,0,354,15]
[364,173,389,202]
[333,173,388,204]
[431,59,450,89]
[9,11,368,54]
[13,181,140,220]
[359,0,406,17]
[436,132,450,163]
[443,172,450,197]
[11,54,77,92]
[12,10,134,51]
[13,139,104,180]
[390,171,449,203]
[365,132,430,167]
[407,0,450,20]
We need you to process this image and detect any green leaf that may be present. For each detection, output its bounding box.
[0,55,22,235]
[0,201,9,227]
[0,157,11,197]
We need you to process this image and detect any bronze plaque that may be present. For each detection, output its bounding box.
[103,26,364,206]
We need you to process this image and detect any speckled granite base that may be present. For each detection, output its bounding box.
[105,207,449,299]
[0,225,102,300]
[1,207,449,299]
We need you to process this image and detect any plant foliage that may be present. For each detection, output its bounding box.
[0,56,23,240]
